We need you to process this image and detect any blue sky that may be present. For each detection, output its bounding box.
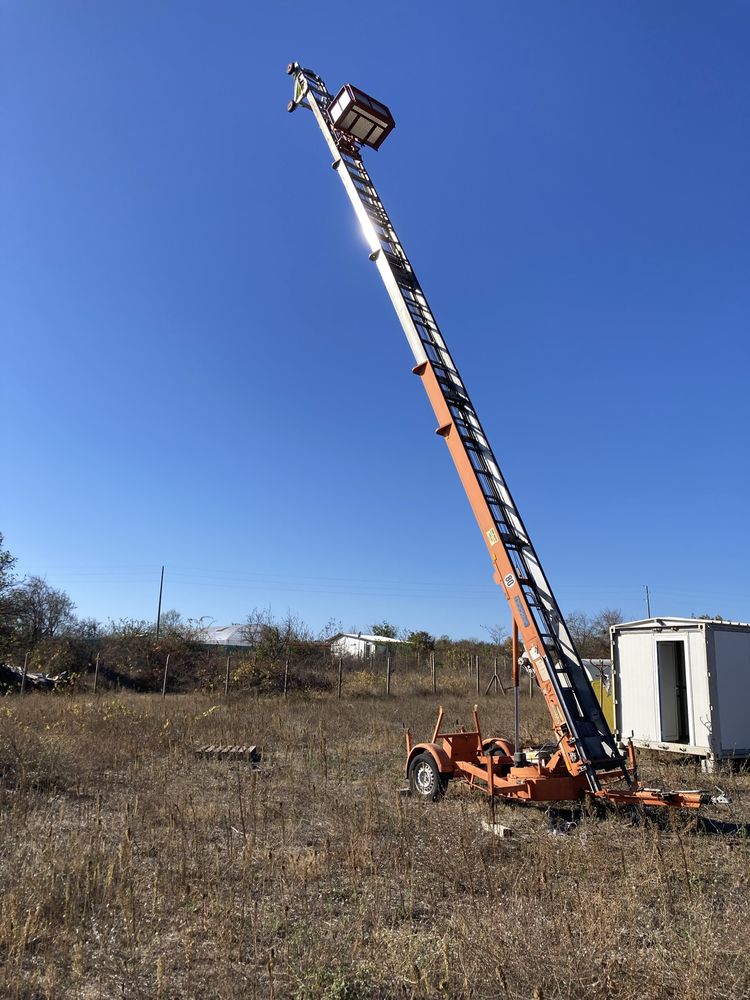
[2,2,749,638]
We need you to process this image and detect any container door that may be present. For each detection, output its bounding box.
[615,631,659,743]
[656,640,690,743]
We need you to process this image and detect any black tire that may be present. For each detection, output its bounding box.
[409,752,448,802]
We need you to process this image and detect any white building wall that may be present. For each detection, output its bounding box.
[330,636,366,658]
[330,635,406,659]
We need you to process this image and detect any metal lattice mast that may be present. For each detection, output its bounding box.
[288,64,628,790]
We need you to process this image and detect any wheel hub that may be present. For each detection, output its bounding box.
[414,760,436,795]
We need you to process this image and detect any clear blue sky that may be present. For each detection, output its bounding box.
[2,2,749,638]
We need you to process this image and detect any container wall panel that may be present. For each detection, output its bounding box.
[712,628,750,753]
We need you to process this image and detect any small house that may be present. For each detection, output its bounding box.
[328,633,407,659]
[610,617,750,768]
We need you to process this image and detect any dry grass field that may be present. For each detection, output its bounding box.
[1,679,749,1000]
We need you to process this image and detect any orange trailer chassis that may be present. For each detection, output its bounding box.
[406,707,711,810]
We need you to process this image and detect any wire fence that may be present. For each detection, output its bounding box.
[2,647,539,700]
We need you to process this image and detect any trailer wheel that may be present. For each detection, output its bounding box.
[409,752,448,802]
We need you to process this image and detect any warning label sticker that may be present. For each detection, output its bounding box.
[513,596,530,629]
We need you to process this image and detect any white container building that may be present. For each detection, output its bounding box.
[610,617,750,768]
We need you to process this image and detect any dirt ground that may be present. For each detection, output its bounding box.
[1,687,748,1000]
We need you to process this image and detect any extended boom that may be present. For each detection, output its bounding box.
[288,63,713,810]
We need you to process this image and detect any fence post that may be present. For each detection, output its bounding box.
[283,658,289,700]
[161,653,170,698]
[224,654,231,696]
[337,656,343,700]
[93,652,100,694]
[386,654,391,696]
[20,652,29,695]
[431,652,436,695]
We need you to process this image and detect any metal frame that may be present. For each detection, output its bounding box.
[654,635,693,745]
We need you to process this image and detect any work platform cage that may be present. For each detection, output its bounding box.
[610,618,750,769]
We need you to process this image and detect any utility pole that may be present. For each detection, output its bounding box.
[156,565,165,639]
[645,585,652,618]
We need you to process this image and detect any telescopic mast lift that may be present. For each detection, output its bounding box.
[287,63,713,810]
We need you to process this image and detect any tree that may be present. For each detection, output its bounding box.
[12,576,76,645]
[0,532,16,596]
[0,532,19,650]
[68,617,101,640]
[566,608,623,658]
[481,623,507,647]
[566,611,598,656]
[370,621,398,638]
[592,608,624,640]
[406,630,435,654]
[244,608,313,664]
[319,617,343,641]
[157,609,200,639]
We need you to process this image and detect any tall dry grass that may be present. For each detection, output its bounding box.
[0,683,748,1000]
